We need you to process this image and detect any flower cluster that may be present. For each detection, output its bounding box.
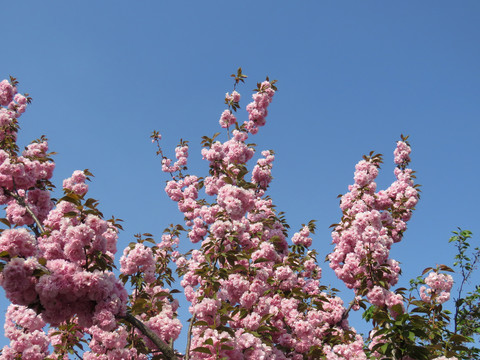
[329,140,419,310]
[63,170,89,196]
[251,150,275,191]
[219,90,241,128]
[120,243,156,282]
[155,79,368,359]
[162,144,189,174]
[0,80,132,357]
[0,304,49,360]
[0,228,37,258]
[0,80,54,232]
[244,81,275,134]
[83,325,146,360]
[1,75,467,359]
[291,226,313,247]
[420,271,454,304]
[219,110,236,128]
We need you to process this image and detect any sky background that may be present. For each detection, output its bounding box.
[1,0,479,353]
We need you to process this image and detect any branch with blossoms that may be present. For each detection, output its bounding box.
[329,136,419,310]
[0,72,478,360]
[148,72,366,359]
[4,188,45,236]
[0,78,183,359]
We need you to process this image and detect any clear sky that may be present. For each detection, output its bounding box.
[1,0,479,352]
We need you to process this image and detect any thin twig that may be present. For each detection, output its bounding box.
[453,232,480,334]
[73,349,83,360]
[184,314,196,360]
[5,189,45,235]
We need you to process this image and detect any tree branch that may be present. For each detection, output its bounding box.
[121,312,178,360]
[336,298,355,327]
[73,349,83,360]
[184,314,196,360]
[5,189,45,235]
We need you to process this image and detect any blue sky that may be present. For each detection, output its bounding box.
[1,0,479,352]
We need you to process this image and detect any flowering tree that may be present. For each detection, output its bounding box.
[0,71,478,359]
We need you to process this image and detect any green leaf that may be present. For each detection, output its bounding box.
[192,347,212,354]
[449,334,470,343]
[193,320,209,326]
[421,267,432,275]
[63,211,78,218]
[438,264,454,272]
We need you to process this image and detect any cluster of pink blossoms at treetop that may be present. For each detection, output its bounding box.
[0,84,54,225]
[0,79,27,115]
[162,145,189,173]
[244,81,275,134]
[156,80,369,359]
[329,139,419,311]
[219,90,240,128]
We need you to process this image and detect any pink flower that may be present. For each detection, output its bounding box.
[420,271,453,304]
[2,305,49,360]
[217,184,254,220]
[394,141,411,165]
[63,170,88,196]
[0,80,16,106]
[0,257,39,306]
[219,109,236,128]
[225,90,241,103]
[244,81,275,135]
[120,243,156,282]
[0,228,37,258]
[292,226,313,247]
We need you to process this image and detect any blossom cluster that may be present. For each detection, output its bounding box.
[420,271,454,304]
[0,81,55,226]
[0,79,27,119]
[329,140,419,310]
[251,150,275,190]
[244,81,275,134]
[162,145,189,173]
[0,171,128,330]
[219,90,240,128]
[1,304,49,360]
[118,234,182,357]
[83,325,145,360]
[0,79,131,358]
[0,75,466,359]
[156,80,369,359]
